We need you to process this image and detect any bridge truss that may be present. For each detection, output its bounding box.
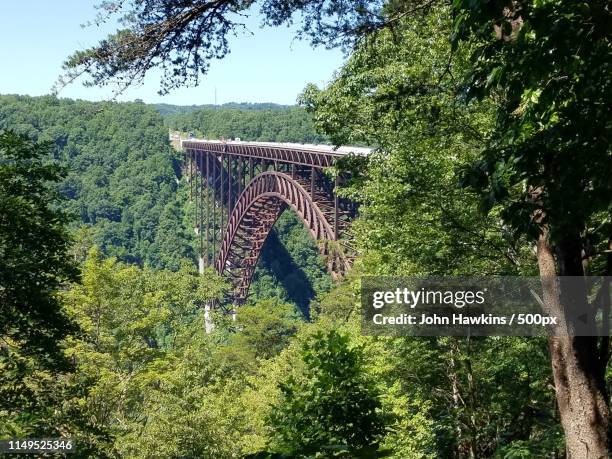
[182,140,365,306]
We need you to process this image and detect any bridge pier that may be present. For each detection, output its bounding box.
[204,303,214,334]
[199,256,215,334]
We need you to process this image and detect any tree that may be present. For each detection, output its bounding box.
[229,300,300,360]
[452,1,612,456]
[313,277,560,457]
[0,131,83,437]
[59,0,431,96]
[267,330,387,457]
[0,131,76,357]
[299,4,532,278]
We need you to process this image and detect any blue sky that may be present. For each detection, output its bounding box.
[0,1,345,105]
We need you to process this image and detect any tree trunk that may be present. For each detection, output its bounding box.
[537,230,609,458]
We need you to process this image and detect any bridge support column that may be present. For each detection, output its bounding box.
[198,153,203,257]
[212,154,217,264]
[199,256,215,334]
[310,167,315,199]
[204,303,215,334]
[220,153,225,238]
[204,152,209,267]
[238,156,243,195]
[334,175,339,240]
[194,152,201,236]
[189,151,193,201]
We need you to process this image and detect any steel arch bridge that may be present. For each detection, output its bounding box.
[182,138,368,306]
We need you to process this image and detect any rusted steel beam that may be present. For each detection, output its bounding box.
[238,156,243,196]
[183,141,341,168]
[189,151,193,201]
[199,152,204,255]
[334,175,339,240]
[220,153,225,238]
[227,155,232,216]
[310,167,315,200]
[205,152,209,267]
[212,154,217,264]
[195,152,199,237]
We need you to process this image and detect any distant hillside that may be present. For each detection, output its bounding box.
[164,105,327,144]
[155,102,291,117]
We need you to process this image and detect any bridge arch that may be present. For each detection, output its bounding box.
[215,171,339,304]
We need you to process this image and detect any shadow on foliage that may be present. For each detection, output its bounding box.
[258,229,315,318]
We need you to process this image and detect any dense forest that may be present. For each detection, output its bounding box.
[156,102,291,117]
[165,105,327,143]
[0,95,191,268]
[2,0,611,458]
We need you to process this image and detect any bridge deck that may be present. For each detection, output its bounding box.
[180,138,371,168]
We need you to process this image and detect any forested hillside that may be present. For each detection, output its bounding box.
[0,95,193,269]
[156,102,290,117]
[165,105,327,143]
[2,126,555,458]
